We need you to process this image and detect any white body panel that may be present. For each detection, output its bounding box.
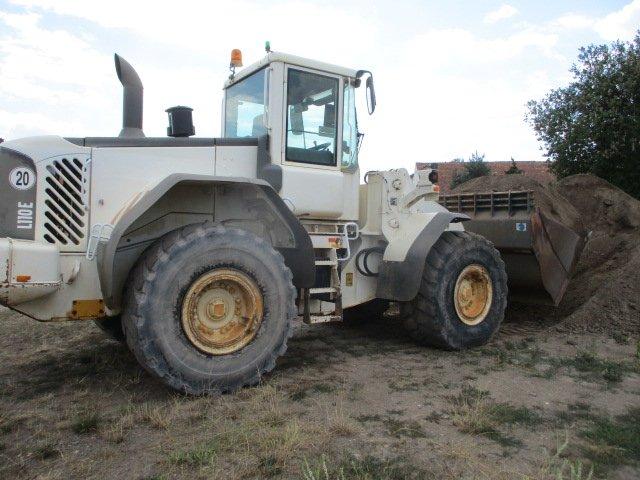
[215,146,258,178]
[280,166,346,218]
[0,238,61,306]
[90,146,214,226]
[15,254,106,320]
[2,136,90,161]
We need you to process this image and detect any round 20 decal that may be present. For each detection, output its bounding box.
[9,167,36,190]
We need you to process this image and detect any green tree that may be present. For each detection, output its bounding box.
[527,32,640,198]
[505,157,523,174]
[450,151,491,189]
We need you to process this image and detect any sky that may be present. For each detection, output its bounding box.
[0,0,639,173]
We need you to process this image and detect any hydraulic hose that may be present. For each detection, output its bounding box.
[355,247,385,277]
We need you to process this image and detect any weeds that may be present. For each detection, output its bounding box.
[71,411,100,434]
[382,417,426,439]
[387,377,421,392]
[326,403,359,437]
[489,403,541,426]
[169,440,218,466]
[138,404,169,429]
[450,386,538,448]
[258,454,283,476]
[356,414,383,423]
[560,351,629,384]
[302,453,428,480]
[580,407,640,467]
[610,331,629,345]
[32,441,61,460]
[487,339,545,371]
[556,402,592,425]
[290,382,337,401]
[540,432,593,480]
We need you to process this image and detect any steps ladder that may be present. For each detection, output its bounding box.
[302,244,343,324]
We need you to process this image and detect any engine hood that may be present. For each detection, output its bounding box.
[1,136,91,162]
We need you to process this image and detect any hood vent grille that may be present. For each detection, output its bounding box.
[42,157,90,248]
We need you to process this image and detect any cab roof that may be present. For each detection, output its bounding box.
[223,51,359,89]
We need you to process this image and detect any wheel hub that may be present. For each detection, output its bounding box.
[454,264,493,326]
[208,299,226,320]
[181,268,263,355]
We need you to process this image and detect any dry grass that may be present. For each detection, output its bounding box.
[163,382,333,477]
[138,403,170,430]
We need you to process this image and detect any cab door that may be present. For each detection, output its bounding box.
[278,66,348,219]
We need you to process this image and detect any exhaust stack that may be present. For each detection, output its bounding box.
[114,54,144,138]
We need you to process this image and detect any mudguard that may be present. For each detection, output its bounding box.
[376,211,469,302]
[97,174,315,310]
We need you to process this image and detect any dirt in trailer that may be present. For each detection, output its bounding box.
[453,173,640,336]
[0,305,639,480]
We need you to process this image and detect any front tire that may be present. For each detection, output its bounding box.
[403,231,507,350]
[122,224,296,395]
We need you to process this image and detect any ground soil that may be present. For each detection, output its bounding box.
[0,306,638,480]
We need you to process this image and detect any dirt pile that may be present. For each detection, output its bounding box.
[554,174,640,335]
[451,173,640,335]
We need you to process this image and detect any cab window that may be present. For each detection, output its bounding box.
[341,82,358,171]
[224,68,266,137]
[286,69,338,166]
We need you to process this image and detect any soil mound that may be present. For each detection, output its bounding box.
[554,174,640,335]
[557,173,640,233]
[450,173,552,193]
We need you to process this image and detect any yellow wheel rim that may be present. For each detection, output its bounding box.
[453,264,493,326]
[181,268,263,355]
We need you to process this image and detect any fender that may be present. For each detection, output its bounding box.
[97,173,315,310]
[376,211,469,302]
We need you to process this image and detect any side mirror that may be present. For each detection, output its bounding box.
[356,70,376,115]
[366,76,376,114]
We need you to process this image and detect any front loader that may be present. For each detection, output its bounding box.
[0,50,507,394]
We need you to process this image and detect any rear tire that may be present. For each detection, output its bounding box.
[403,231,507,350]
[122,224,296,395]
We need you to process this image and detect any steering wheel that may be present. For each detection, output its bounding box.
[309,142,331,151]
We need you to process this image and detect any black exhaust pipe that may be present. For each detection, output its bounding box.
[114,54,144,138]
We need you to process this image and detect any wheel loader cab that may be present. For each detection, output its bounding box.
[223,53,361,220]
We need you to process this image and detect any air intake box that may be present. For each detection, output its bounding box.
[166,106,195,137]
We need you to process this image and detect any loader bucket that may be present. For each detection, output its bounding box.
[439,191,586,305]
